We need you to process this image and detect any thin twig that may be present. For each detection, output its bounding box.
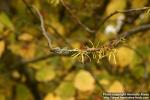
[99,7,150,27]
[123,24,150,38]
[33,6,52,49]
[22,0,38,20]
[30,6,150,55]
[21,54,55,65]
[52,23,150,54]
[60,0,95,33]
[22,0,71,48]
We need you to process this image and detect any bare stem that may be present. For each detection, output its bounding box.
[33,6,52,49]
[100,7,150,27]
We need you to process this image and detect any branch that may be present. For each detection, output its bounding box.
[123,24,150,38]
[33,6,52,49]
[100,7,150,27]
[22,0,39,20]
[54,23,150,54]
[19,23,150,65]
[32,6,150,63]
[21,54,55,65]
[22,1,72,48]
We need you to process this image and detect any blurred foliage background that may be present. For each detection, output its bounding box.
[0,0,150,100]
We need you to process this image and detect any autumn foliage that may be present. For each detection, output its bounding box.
[0,0,150,100]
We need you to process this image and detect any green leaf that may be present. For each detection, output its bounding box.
[16,84,32,100]
[0,12,14,30]
[136,45,150,57]
[131,65,145,79]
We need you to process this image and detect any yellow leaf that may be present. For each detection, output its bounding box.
[62,57,75,69]
[48,0,60,6]
[106,0,126,19]
[9,44,19,55]
[64,72,75,81]
[36,66,56,82]
[116,47,134,67]
[74,70,95,92]
[18,33,33,41]
[19,43,35,60]
[131,0,147,8]
[71,42,81,49]
[9,43,35,60]
[50,17,65,36]
[0,40,5,58]
[11,70,20,79]
[107,81,124,92]
[99,79,109,86]
[0,12,14,30]
[0,94,5,100]
[44,93,61,100]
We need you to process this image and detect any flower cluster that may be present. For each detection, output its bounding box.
[72,40,117,64]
